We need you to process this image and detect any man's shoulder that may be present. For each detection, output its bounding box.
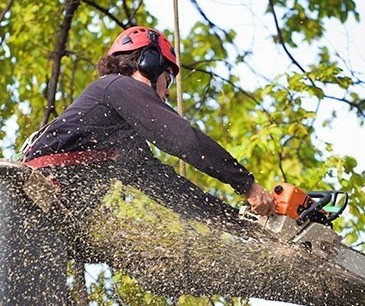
[91,74,143,91]
[96,73,128,86]
[99,74,152,91]
[81,74,130,96]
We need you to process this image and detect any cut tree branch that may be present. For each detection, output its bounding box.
[79,180,365,306]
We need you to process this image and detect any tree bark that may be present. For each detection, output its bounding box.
[79,181,365,306]
[41,0,81,127]
[1,159,365,306]
[0,161,68,305]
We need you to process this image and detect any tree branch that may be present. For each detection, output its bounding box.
[80,0,143,29]
[80,0,125,28]
[184,63,258,103]
[0,0,14,47]
[122,0,143,27]
[0,0,14,24]
[268,0,307,75]
[40,0,81,127]
[190,0,235,45]
[324,94,365,118]
[268,0,365,119]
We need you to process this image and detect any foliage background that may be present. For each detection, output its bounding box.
[1,0,364,304]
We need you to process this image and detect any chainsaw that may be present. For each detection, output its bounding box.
[239,183,365,279]
[271,182,348,226]
[240,183,350,253]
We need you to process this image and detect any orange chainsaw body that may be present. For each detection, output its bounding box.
[271,183,313,220]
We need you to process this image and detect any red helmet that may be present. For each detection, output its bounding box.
[107,26,179,77]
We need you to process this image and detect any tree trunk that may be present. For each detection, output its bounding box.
[1,159,364,306]
[0,160,67,305]
[80,181,365,306]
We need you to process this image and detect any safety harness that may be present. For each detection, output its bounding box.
[17,124,119,213]
[16,120,118,169]
[24,150,119,169]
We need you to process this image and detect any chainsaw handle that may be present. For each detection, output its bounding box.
[297,191,349,225]
[307,191,349,221]
[296,191,332,225]
[306,191,332,207]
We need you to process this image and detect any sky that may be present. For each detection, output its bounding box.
[145,0,365,172]
[143,1,365,305]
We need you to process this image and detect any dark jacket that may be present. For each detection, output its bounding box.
[25,74,254,194]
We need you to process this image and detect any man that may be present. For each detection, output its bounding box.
[22,26,275,226]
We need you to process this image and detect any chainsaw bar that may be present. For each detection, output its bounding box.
[257,214,365,279]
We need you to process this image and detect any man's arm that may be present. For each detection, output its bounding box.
[106,76,275,215]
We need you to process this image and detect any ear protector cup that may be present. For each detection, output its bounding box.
[138,47,164,81]
[137,30,170,86]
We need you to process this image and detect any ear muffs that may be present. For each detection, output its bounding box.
[137,30,170,87]
[138,46,164,82]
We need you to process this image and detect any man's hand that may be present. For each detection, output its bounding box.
[246,182,276,216]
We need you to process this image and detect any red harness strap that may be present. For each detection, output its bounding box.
[24,150,119,169]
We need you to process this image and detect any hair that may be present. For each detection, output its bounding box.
[96,49,142,77]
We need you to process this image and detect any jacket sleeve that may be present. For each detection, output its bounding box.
[105,76,254,195]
